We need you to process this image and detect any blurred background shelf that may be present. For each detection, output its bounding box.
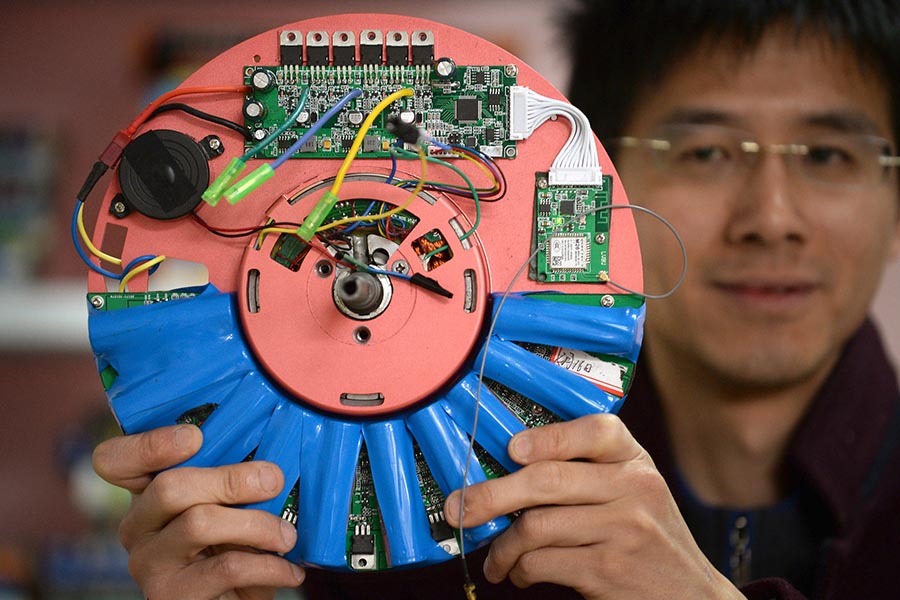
[0,280,88,351]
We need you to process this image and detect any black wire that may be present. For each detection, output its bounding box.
[191,212,301,238]
[149,103,252,140]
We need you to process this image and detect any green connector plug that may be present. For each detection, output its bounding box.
[223,163,275,205]
[201,157,247,206]
[297,191,340,241]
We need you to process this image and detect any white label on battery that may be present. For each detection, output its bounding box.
[549,347,626,396]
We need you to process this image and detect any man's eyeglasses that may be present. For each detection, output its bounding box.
[612,124,900,188]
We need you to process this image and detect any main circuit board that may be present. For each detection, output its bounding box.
[243,63,517,160]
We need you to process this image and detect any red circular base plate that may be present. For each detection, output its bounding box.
[239,178,489,415]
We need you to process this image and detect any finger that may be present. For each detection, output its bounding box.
[508,414,644,465]
[446,459,635,528]
[484,505,609,583]
[502,546,600,594]
[93,425,203,493]
[121,461,284,545]
[139,505,297,561]
[138,551,304,600]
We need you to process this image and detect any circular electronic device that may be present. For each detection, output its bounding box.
[81,14,645,572]
[117,129,210,219]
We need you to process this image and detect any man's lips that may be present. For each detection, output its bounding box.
[715,282,818,295]
[710,278,821,312]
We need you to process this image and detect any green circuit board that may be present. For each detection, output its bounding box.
[243,64,517,159]
[531,173,613,284]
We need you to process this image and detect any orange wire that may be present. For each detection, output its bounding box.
[125,86,249,135]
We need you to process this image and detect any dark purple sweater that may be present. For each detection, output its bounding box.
[303,320,900,599]
[622,319,900,600]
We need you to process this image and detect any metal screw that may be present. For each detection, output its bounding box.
[537,177,549,189]
[353,326,372,344]
[600,295,615,307]
[504,146,517,158]
[505,64,518,77]
[315,260,334,278]
[90,295,105,309]
[594,233,607,244]
[392,260,409,275]
[112,201,127,215]
[207,137,222,151]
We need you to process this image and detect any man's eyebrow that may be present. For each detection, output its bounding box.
[656,109,735,127]
[804,111,883,135]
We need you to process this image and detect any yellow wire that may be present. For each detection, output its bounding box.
[77,203,122,266]
[450,149,499,192]
[329,87,415,198]
[317,147,427,232]
[118,255,166,292]
[255,226,299,249]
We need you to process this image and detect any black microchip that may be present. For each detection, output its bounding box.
[465,135,477,148]
[559,200,576,215]
[280,45,302,66]
[429,519,454,542]
[360,43,382,65]
[488,93,503,107]
[278,137,295,152]
[472,71,486,85]
[306,45,329,67]
[455,97,480,123]
[539,201,551,216]
[342,138,353,151]
[333,45,356,66]
[411,44,433,66]
[485,128,497,142]
[386,44,408,66]
[351,535,375,554]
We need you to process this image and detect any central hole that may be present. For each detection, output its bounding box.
[343,280,358,296]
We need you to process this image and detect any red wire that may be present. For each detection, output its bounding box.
[125,86,249,136]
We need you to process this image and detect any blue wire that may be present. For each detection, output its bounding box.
[241,87,310,161]
[270,88,363,170]
[122,254,162,278]
[343,200,377,234]
[368,266,411,281]
[71,200,123,280]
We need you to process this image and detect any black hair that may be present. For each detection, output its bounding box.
[563,0,900,151]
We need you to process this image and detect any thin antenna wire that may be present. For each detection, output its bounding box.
[457,202,687,592]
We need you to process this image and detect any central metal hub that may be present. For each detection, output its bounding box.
[333,270,392,320]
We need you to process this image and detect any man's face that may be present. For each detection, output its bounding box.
[614,27,900,392]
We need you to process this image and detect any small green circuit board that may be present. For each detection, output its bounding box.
[484,379,563,429]
[531,173,613,284]
[87,290,201,311]
[243,64,517,159]
[346,445,389,571]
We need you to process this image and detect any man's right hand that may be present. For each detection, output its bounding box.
[92,424,305,600]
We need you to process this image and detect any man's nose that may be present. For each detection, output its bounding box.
[724,151,812,247]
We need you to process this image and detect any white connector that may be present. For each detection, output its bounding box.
[508,85,530,140]
[512,87,603,186]
[549,166,603,187]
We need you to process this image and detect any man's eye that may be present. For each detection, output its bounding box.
[677,145,729,163]
[806,145,857,166]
